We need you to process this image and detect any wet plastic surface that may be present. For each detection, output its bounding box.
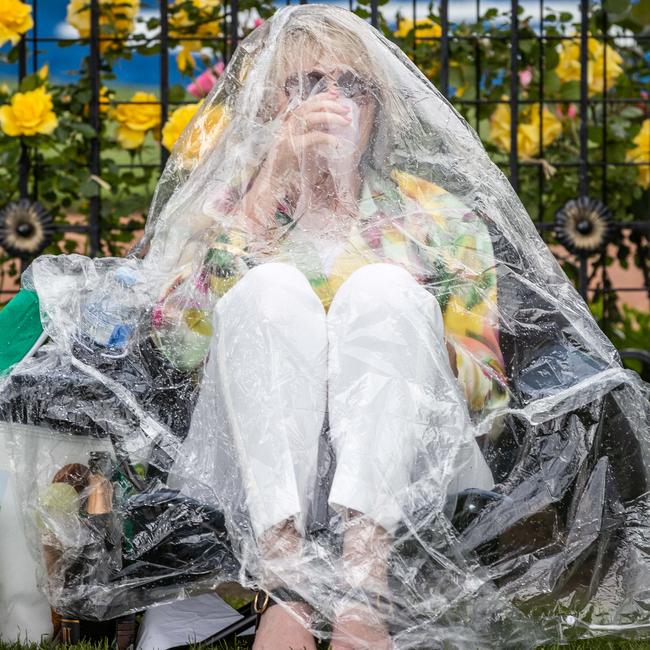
[2,6,650,647]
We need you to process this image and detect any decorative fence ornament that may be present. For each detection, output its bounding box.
[553,196,615,255]
[0,199,54,258]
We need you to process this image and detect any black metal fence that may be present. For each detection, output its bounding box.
[2,0,649,318]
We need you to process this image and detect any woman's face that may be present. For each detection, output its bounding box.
[273,52,377,168]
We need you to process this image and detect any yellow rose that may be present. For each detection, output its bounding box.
[99,86,112,115]
[162,101,201,151]
[556,40,581,83]
[176,46,196,73]
[111,91,160,150]
[0,0,33,48]
[177,102,228,167]
[67,0,139,52]
[556,34,623,96]
[626,119,650,189]
[169,0,221,73]
[519,105,562,158]
[0,86,58,137]
[590,44,624,95]
[488,102,512,153]
[83,86,112,117]
[170,0,221,52]
[394,17,441,40]
[489,98,562,159]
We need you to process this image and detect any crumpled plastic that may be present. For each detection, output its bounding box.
[1,5,650,647]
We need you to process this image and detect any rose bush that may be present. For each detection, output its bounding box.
[626,119,650,190]
[67,0,139,53]
[555,34,625,96]
[0,0,647,347]
[169,0,222,73]
[488,100,563,160]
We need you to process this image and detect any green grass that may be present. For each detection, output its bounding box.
[3,637,650,650]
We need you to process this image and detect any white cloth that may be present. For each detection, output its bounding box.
[170,262,493,539]
[0,424,52,643]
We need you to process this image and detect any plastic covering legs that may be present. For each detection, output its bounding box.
[2,5,650,648]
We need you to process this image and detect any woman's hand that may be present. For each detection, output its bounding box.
[268,89,353,182]
[239,90,352,234]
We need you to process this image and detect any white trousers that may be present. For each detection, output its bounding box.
[171,262,493,539]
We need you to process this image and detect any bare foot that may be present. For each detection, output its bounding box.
[330,604,392,650]
[253,601,317,650]
[330,514,393,650]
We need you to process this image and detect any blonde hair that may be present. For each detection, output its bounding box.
[271,14,382,87]
[262,9,392,172]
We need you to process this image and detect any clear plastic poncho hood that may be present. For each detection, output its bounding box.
[2,6,650,648]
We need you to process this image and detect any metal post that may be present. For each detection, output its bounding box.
[474,0,481,131]
[88,0,101,257]
[537,0,545,222]
[578,0,588,198]
[440,0,449,99]
[18,34,29,200]
[230,0,239,54]
[577,0,589,298]
[509,0,519,192]
[160,0,169,171]
[32,0,39,199]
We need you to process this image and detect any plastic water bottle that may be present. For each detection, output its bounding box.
[79,267,141,358]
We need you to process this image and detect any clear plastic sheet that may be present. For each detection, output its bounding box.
[2,5,650,647]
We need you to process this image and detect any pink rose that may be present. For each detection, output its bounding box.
[556,103,577,119]
[187,69,217,99]
[186,62,225,99]
[518,67,533,88]
[253,18,264,28]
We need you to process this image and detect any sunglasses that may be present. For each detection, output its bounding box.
[283,69,377,103]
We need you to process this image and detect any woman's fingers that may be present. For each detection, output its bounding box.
[295,94,351,117]
[303,111,352,131]
[298,130,342,150]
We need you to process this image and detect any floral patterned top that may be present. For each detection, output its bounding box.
[152,168,510,422]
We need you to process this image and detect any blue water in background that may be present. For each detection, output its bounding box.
[0,0,581,89]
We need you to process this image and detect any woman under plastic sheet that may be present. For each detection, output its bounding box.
[4,4,650,649]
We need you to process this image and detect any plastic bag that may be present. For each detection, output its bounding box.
[2,6,650,647]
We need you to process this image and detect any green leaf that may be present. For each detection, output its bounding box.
[71,123,97,139]
[604,0,630,13]
[543,71,561,94]
[544,46,560,70]
[559,79,581,100]
[7,46,20,63]
[168,84,187,103]
[19,73,43,93]
[631,0,650,25]
[619,106,644,119]
[79,177,100,198]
